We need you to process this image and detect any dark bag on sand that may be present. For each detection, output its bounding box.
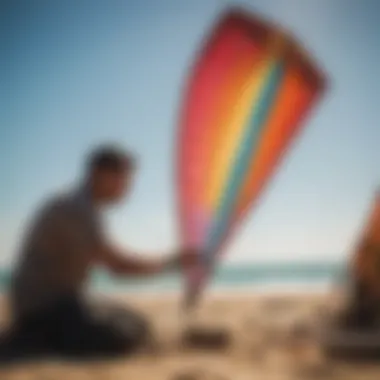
[182,325,231,350]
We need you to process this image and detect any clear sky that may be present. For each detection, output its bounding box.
[1,0,379,266]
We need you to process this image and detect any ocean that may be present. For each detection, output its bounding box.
[0,261,347,294]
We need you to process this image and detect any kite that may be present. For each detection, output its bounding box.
[176,8,327,306]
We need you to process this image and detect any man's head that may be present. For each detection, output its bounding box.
[86,145,135,204]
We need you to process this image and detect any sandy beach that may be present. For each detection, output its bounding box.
[0,291,379,380]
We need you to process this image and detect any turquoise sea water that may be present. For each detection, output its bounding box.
[0,261,347,293]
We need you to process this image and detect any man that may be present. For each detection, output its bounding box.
[2,145,195,361]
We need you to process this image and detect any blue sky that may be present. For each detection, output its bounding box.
[1,0,379,265]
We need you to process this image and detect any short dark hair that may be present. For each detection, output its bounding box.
[86,145,135,174]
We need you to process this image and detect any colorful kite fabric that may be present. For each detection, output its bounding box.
[177,8,327,303]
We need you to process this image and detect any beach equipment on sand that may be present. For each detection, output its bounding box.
[321,190,380,360]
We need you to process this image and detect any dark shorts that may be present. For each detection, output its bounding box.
[0,295,151,363]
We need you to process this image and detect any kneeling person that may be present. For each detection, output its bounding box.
[5,145,193,359]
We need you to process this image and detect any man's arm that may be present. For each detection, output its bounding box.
[46,198,192,278]
[90,222,196,277]
[50,205,176,277]
[94,244,180,277]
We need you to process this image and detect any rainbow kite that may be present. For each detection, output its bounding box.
[177,8,327,305]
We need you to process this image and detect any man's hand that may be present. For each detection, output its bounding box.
[162,246,200,273]
[180,246,200,270]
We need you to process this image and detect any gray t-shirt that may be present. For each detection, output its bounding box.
[10,186,103,318]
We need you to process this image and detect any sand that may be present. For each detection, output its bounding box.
[0,290,379,380]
